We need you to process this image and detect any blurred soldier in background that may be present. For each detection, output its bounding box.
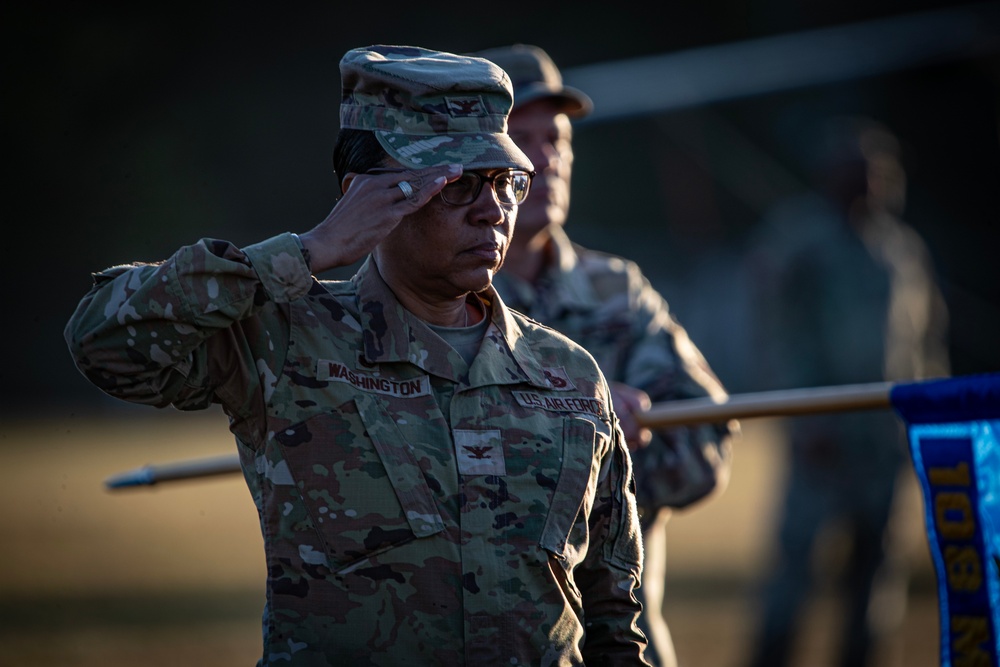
[742,116,950,667]
[473,43,737,667]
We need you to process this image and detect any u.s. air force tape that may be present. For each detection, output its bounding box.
[512,390,604,418]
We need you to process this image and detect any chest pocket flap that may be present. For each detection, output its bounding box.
[539,416,597,558]
[355,393,446,539]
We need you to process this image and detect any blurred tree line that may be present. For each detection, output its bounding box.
[5,1,999,415]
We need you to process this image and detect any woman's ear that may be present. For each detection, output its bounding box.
[341,173,356,194]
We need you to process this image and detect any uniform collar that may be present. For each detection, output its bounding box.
[354,257,552,389]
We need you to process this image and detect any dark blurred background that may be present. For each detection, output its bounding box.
[6,1,1000,416]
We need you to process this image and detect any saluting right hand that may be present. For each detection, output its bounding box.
[299,163,462,273]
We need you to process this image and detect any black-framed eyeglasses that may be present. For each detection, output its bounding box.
[367,168,534,206]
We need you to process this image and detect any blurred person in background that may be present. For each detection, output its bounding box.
[742,115,950,667]
[472,43,737,667]
[65,44,652,666]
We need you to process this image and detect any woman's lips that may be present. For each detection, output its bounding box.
[464,240,503,262]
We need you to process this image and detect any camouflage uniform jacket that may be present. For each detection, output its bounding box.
[64,232,649,667]
[492,226,734,519]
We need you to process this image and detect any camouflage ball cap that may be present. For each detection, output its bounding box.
[340,45,533,172]
[471,44,593,118]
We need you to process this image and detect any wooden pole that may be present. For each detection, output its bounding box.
[104,380,897,489]
[636,380,894,428]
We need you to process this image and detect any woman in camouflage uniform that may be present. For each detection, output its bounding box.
[66,45,650,667]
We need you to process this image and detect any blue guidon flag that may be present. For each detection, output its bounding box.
[891,372,1000,666]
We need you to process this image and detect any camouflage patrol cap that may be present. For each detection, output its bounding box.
[470,44,593,118]
[339,45,533,171]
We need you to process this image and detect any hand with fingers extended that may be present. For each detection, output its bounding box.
[299,163,462,273]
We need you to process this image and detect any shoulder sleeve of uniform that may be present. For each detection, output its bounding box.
[65,235,297,416]
[242,233,314,304]
[573,245,643,302]
[575,401,649,663]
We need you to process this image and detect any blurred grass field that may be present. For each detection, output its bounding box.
[1,410,941,666]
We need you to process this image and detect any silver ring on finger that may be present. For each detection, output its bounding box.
[397,180,414,199]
